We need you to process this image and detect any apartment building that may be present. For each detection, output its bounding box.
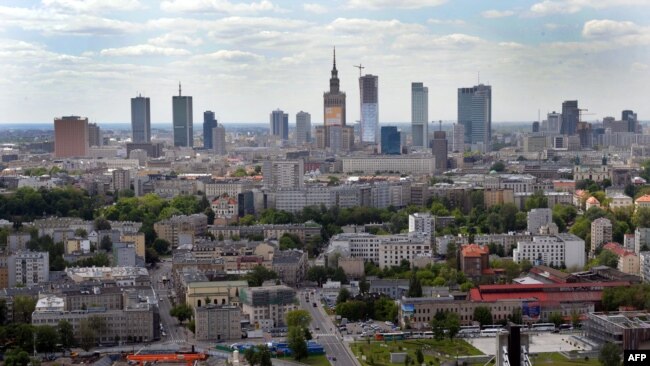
[591,218,613,255]
[603,243,640,275]
[8,251,49,287]
[512,234,585,268]
[194,305,241,341]
[153,213,208,247]
[239,285,296,330]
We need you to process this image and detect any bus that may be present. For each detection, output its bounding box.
[530,323,556,332]
[375,332,406,341]
[480,328,505,337]
[559,324,573,331]
[458,326,481,337]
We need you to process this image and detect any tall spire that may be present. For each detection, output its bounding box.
[178,82,182,96]
[333,46,337,71]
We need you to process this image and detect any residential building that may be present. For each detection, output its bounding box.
[153,214,208,247]
[607,192,633,210]
[527,208,552,234]
[120,232,146,259]
[603,243,640,275]
[65,267,149,284]
[512,234,585,268]
[560,100,579,135]
[328,232,432,269]
[173,83,193,147]
[460,244,489,279]
[203,111,217,149]
[591,218,613,255]
[194,305,241,341]
[640,252,650,282]
[270,109,289,141]
[271,250,308,286]
[380,126,400,155]
[484,189,514,208]
[359,74,379,144]
[451,123,464,153]
[54,116,89,158]
[369,278,409,299]
[635,228,650,254]
[341,155,436,175]
[635,195,650,209]
[88,123,101,147]
[458,84,491,152]
[409,213,433,244]
[338,257,364,279]
[8,251,49,287]
[431,131,447,173]
[212,123,227,155]
[239,285,297,330]
[295,111,311,145]
[131,94,151,143]
[411,82,429,147]
[211,194,238,225]
[112,168,130,192]
[262,160,304,190]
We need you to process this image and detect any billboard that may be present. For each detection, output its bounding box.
[325,106,342,126]
[522,301,541,318]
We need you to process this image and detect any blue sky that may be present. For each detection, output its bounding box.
[0,0,649,124]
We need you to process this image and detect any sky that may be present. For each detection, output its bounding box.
[0,0,649,125]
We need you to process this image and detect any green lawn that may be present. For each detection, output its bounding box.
[530,352,599,366]
[351,339,483,366]
[278,354,330,366]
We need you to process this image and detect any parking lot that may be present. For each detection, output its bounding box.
[336,319,398,337]
[467,332,584,355]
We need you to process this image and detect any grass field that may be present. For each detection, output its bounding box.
[351,339,483,366]
[530,352,599,366]
[278,354,330,366]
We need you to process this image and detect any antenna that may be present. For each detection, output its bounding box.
[439,120,442,131]
[178,82,181,97]
[354,64,365,77]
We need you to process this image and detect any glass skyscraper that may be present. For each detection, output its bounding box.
[270,109,288,140]
[560,100,578,136]
[131,94,150,143]
[360,74,378,144]
[203,110,217,149]
[381,126,401,155]
[172,83,193,147]
[458,84,491,151]
[411,82,428,147]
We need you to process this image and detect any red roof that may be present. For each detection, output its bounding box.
[636,194,650,203]
[461,244,489,258]
[468,281,631,304]
[603,242,635,257]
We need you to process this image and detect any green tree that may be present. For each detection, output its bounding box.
[94,217,111,231]
[259,345,272,366]
[633,207,650,228]
[245,265,278,287]
[598,342,621,366]
[74,228,88,238]
[473,306,493,327]
[287,327,308,361]
[35,325,59,353]
[490,161,505,172]
[548,312,564,328]
[407,269,422,297]
[307,266,329,286]
[597,250,619,268]
[170,304,193,324]
[373,297,398,322]
[153,238,171,255]
[415,349,424,365]
[244,347,260,366]
[525,191,548,211]
[445,312,461,339]
[337,288,351,304]
[100,235,113,252]
[79,319,96,351]
[286,310,312,329]
[58,320,75,348]
[145,247,160,264]
[509,308,523,324]
[204,207,215,225]
[4,348,31,366]
[359,277,370,294]
[13,296,36,323]
[0,298,7,324]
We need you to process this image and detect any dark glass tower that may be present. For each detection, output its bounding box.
[381,126,400,155]
[131,94,151,143]
[560,100,578,136]
[172,83,193,147]
[203,111,217,149]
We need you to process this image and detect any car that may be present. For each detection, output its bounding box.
[315,326,320,331]
[313,303,317,307]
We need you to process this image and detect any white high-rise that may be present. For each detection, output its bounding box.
[591,217,613,255]
[411,82,428,147]
[296,111,311,145]
[451,123,465,153]
[262,160,304,190]
[212,123,226,155]
[527,208,552,234]
[409,212,433,244]
[360,75,378,144]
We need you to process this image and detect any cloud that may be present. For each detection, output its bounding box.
[345,0,447,10]
[160,0,281,14]
[100,44,191,57]
[482,10,515,18]
[582,19,640,38]
[427,18,465,26]
[499,41,524,48]
[303,3,327,14]
[195,50,264,63]
[148,33,203,47]
[632,62,649,72]
[530,0,647,16]
[42,0,143,13]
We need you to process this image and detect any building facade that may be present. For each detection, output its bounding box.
[262,160,304,190]
[458,84,491,152]
[560,100,579,135]
[173,84,193,147]
[270,109,289,141]
[411,82,428,147]
[431,131,447,173]
[239,285,297,330]
[380,126,401,154]
[131,95,151,143]
[54,116,89,158]
[88,123,101,147]
[512,234,585,268]
[212,123,227,155]
[8,251,49,287]
[359,74,378,144]
[591,217,613,255]
[194,305,241,341]
[203,111,217,149]
[295,111,311,145]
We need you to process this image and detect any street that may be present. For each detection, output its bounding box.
[298,290,359,366]
[149,259,192,344]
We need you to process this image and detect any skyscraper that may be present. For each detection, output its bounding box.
[270,109,289,141]
[359,74,378,144]
[451,123,465,153]
[532,121,540,133]
[411,82,429,147]
[546,112,561,134]
[296,111,311,145]
[560,100,578,136]
[131,94,151,143]
[322,48,352,151]
[54,116,89,158]
[458,84,491,152]
[203,111,217,149]
[212,123,226,155]
[623,110,638,133]
[88,122,101,147]
[380,126,400,155]
[432,131,448,173]
[173,83,193,147]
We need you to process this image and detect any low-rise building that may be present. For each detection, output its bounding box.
[338,257,364,279]
[239,285,296,330]
[185,280,248,309]
[154,214,208,247]
[512,234,585,268]
[585,311,650,349]
[460,244,489,280]
[271,250,308,286]
[603,243,640,275]
[368,278,409,299]
[211,194,239,226]
[194,305,241,341]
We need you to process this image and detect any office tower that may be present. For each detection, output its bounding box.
[173,83,193,147]
[532,121,540,133]
[212,123,226,155]
[54,116,89,158]
[411,82,429,147]
[131,94,151,143]
[270,109,289,141]
[560,100,578,136]
[431,131,448,173]
[381,126,401,155]
[112,168,130,192]
[359,74,379,144]
[88,123,101,147]
[262,160,304,190]
[623,110,638,133]
[203,111,217,149]
[323,48,348,149]
[296,111,311,145]
[546,111,561,134]
[458,84,492,151]
[451,123,465,153]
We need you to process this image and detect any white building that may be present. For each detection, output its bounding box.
[512,234,585,268]
[591,217,613,255]
[607,192,633,210]
[8,251,50,287]
[262,160,304,190]
[635,228,650,254]
[327,232,432,269]
[341,155,436,175]
[527,208,552,234]
[640,251,650,283]
[409,212,433,244]
[295,111,311,145]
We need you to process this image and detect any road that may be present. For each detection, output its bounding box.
[149,259,192,344]
[299,290,359,366]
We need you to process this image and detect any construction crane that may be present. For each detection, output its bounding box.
[353,64,365,77]
[127,353,207,366]
[578,108,595,121]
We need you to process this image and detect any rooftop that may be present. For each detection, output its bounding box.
[461,244,489,257]
[636,194,650,203]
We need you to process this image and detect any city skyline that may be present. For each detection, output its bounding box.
[0,0,649,124]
